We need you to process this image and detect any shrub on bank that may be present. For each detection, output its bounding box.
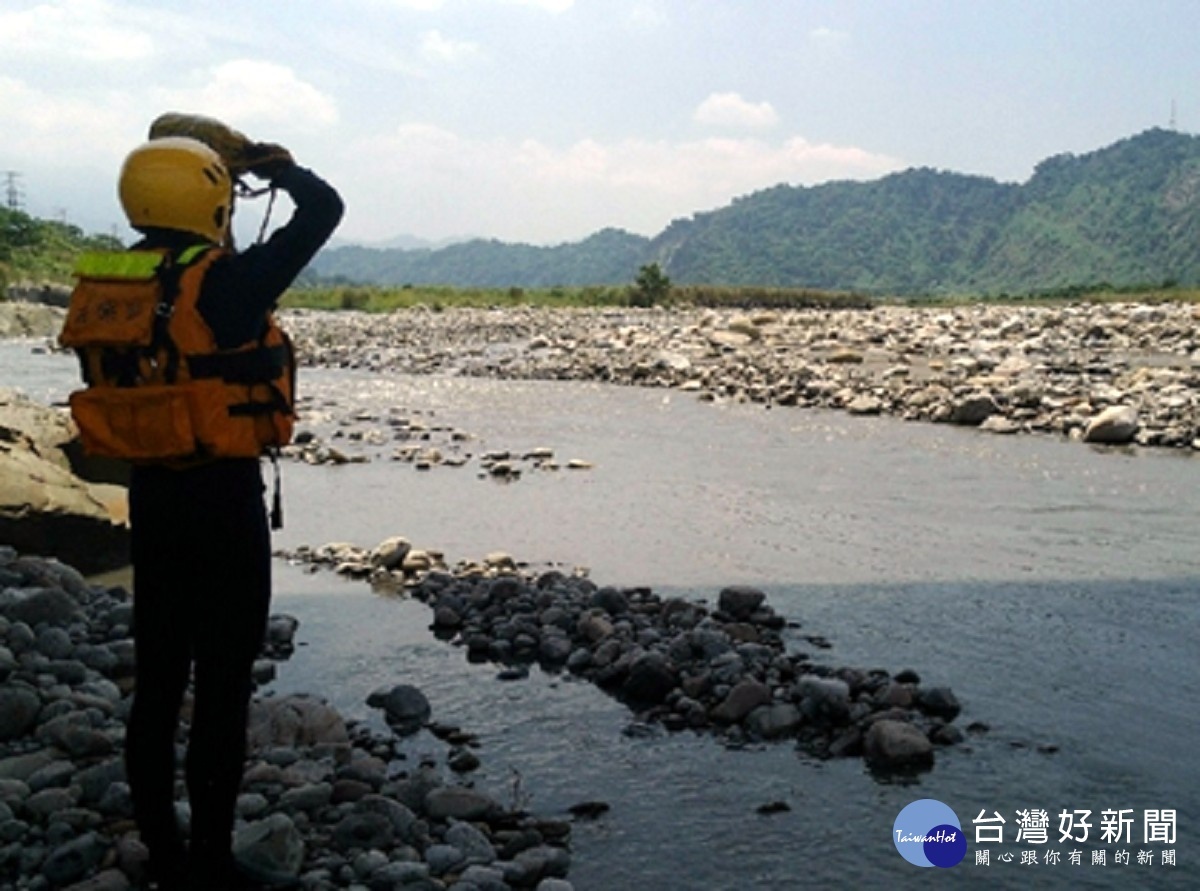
[281,282,875,312]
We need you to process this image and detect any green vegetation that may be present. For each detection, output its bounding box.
[312,227,647,289]
[278,280,875,311]
[629,263,672,307]
[650,129,1200,296]
[6,129,1200,307]
[0,207,122,294]
[281,282,630,311]
[309,128,1200,298]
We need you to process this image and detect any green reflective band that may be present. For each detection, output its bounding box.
[177,244,212,266]
[73,251,163,280]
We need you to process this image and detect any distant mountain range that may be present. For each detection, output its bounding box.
[310,128,1200,296]
[326,233,475,251]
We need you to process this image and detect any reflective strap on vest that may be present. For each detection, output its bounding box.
[73,251,163,281]
[73,244,211,281]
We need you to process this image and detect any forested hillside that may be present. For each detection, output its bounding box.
[968,128,1200,292]
[311,128,1200,296]
[0,208,122,292]
[650,169,1018,293]
[314,227,645,289]
[7,129,1199,299]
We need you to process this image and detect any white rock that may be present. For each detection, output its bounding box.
[1082,405,1139,444]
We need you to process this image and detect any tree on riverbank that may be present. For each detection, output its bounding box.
[1,206,122,293]
[629,262,672,307]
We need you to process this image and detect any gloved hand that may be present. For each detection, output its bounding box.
[243,142,296,180]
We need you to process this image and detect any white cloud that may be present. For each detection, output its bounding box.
[809,26,851,52]
[369,0,570,12]
[628,3,668,30]
[694,92,780,129]
[0,74,143,230]
[338,124,901,243]
[161,61,339,134]
[0,75,139,160]
[0,0,156,62]
[382,0,447,9]
[420,30,481,64]
[497,0,575,13]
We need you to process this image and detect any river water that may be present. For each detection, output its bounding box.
[3,339,1197,889]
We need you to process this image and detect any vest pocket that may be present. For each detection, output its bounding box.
[69,387,196,460]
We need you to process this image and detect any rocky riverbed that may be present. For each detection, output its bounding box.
[0,298,1189,888]
[0,532,971,890]
[281,302,1200,450]
[5,298,1199,450]
[281,538,973,772]
[0,546,577,891]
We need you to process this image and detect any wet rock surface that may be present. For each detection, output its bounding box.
[282,538,973,774]
[281,403,594,484]
[282,303,1200,451]
[0,545,576,891]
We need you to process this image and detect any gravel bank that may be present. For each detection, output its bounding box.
[283,303,1200,450]
[6,299,1197,450]
[0,546,575,891]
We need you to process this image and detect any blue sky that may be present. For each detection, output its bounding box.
[2,0,1197,246]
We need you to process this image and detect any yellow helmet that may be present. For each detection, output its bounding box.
[118,137,232,243]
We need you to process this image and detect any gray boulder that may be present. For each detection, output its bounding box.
[949,391,999,426]
[246,694,348,750]
[745,703,802,739]
[367,684,431,735]
[233,813,305,882]
[1083,405,1139,444]
[41,831,107,886]
[710,678,772,723]
[796,675,851,724]
[369,535,412,570]
[446,819,497,865]
[717,586,766,620]
[0,586,82,626]
[863,719,934,770]
[621,652,677,704]
[916,686,961,720]
[0,684,41,741]
[351,794,422,844]
[424,786,502,822]
[332,811,394,852]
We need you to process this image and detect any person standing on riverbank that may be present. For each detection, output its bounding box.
[60,117,342,889]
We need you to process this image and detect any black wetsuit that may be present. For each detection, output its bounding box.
[123,164,342,883]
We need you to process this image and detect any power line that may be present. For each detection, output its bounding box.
[3,170,23,211]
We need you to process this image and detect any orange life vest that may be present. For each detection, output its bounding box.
[59,245,296,462]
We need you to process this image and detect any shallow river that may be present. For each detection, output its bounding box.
[4,340,1197,889]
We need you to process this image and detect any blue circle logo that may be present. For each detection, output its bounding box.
[893,799,966,868]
